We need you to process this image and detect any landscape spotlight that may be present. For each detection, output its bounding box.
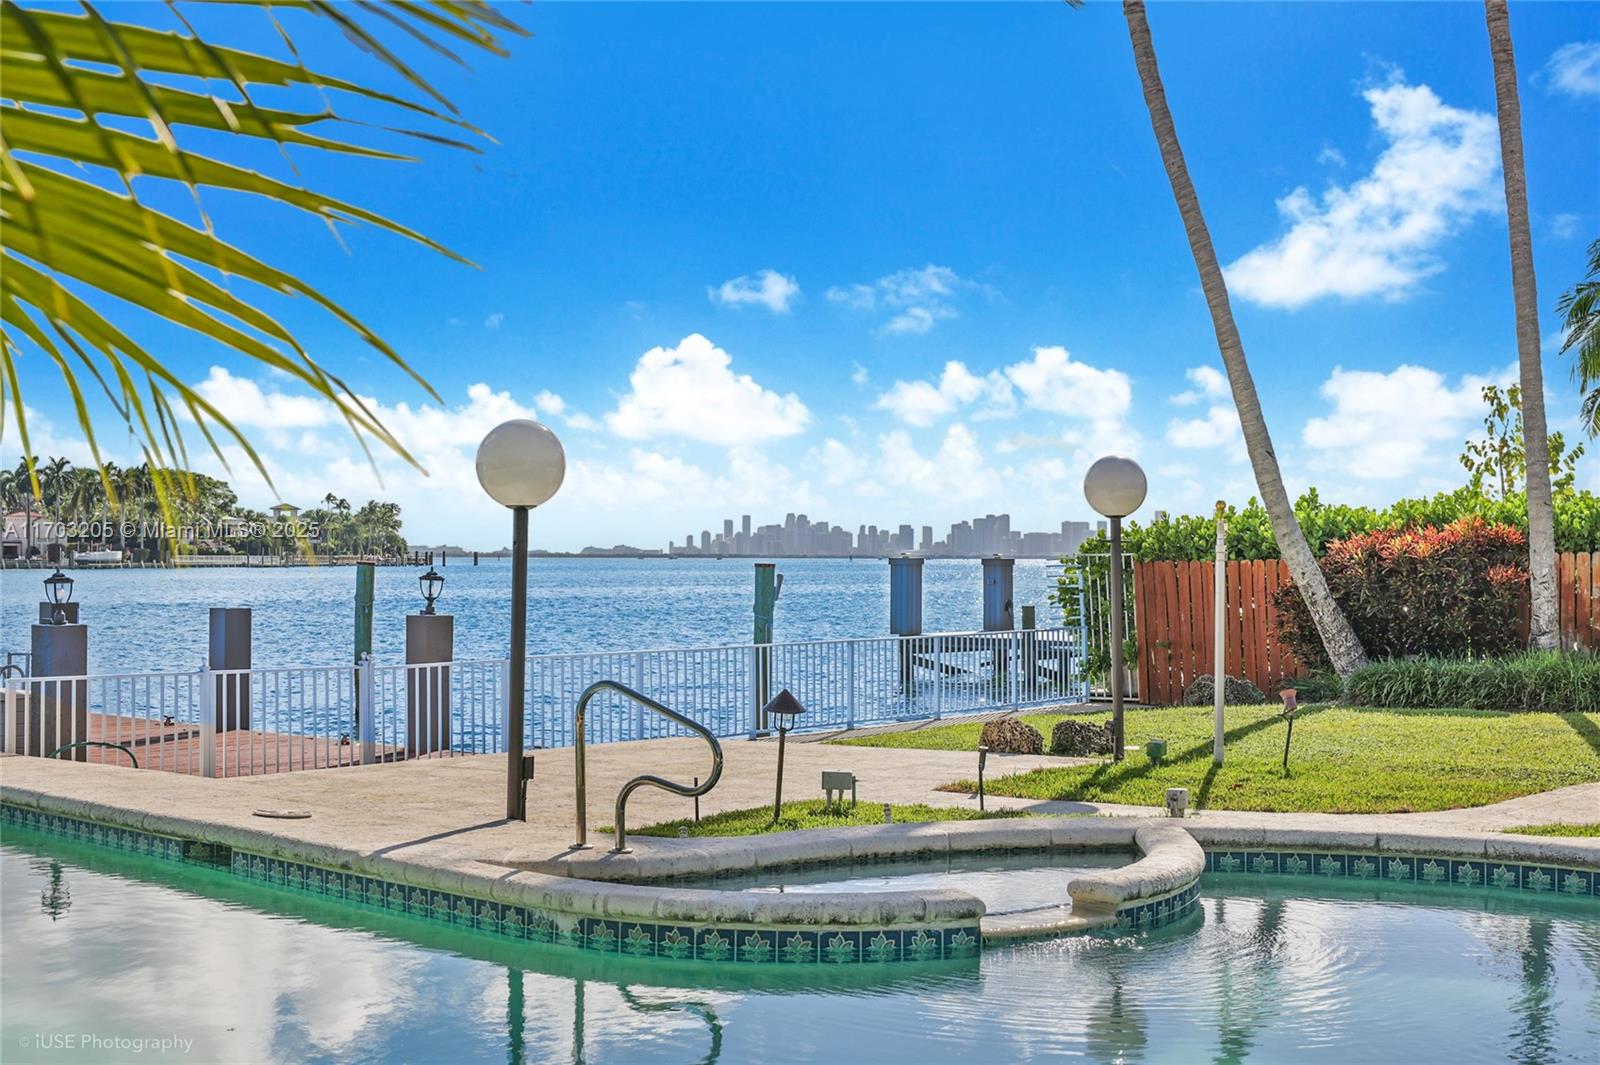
[1084,455,1147,763]
[476,419,566,821]
[43,567,74,625]
[418,567,444,615]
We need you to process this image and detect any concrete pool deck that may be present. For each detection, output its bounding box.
[3,735,1597,957]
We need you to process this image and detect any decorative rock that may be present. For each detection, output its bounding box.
[978,717,1044,755]
[1049,719,1115,757]
[1182,673,1267,707]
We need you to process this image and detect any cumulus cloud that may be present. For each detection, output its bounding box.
[1224,79,1500,308]
[535,389,599,431]
[826,265,983,335]
[876,361,1014,426]
[1004,345,1131,420]
[196,367,336,429]
[1549,212,1583,241]
[1544,41,1600,98]
[484,312,504,330]
[604,333,810,445]
[1170,365,1229,407]
[876,423,999,501]
[1302,362,1510,479]
[708,269,800,313]
[1165,365,1242,455]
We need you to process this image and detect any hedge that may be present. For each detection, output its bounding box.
[1070,487,1600,563]
[1345,652,1600,714]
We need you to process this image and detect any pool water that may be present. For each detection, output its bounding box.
[665,850,1133,914]
[2,837,1597,1064]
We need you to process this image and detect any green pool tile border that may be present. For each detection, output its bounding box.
[0,803,979,967]
[1203,848,1600,900]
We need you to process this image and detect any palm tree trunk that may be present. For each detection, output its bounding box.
[1486,0,1559,651]
[1122,1,1368,675]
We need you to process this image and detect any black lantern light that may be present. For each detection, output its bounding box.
[761,688,808,823]
[43,568,74,625]
[418,566,444,615]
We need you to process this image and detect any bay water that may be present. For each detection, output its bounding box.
[1,558,1064,675]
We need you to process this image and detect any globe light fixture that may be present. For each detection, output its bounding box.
[43,567,74,625]
[1083,455,1147,763]
[418,567,444,615]
[476,419,567,821]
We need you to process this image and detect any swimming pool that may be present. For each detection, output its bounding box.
[3,831,1596,1064]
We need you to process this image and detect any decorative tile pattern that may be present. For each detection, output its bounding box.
[1202,847,1599,901]
[1115,881,1202,930]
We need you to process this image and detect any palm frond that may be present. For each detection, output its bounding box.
[0,0,523,520]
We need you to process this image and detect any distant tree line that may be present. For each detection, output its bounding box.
[0,456,407,561]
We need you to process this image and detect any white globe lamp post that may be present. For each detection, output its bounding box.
[477,419,566,820]
[1084,456,1146,763]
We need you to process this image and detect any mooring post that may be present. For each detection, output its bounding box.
[353,562,374,730]
[754,563,779,730]
[888,554,923,690]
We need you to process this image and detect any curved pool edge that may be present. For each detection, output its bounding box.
[3,781,1596,968]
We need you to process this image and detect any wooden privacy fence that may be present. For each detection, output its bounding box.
[1132,553,1600,705]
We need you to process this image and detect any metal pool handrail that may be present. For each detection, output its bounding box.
[570,680,722,854]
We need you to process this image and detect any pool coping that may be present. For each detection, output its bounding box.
[3,775,1596,964]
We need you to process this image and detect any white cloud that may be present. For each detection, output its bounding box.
[604,333,810,445]
[1224,78,1500,308]
[826,265,983,336]
[1317,145,1346,167]
[484,312,504,330]
[708,269,800,313]
[1549,212,1583,241]
[1302,362,1510,479]
[812,437,866,486]
[1545,41,1600,99]
[876,361,1014,426]
[196,367,335,429]
[535,390,599,431]
[850,362,870,387]
[1004,345,1131,420]
[534,390,566,416]
[1167,404,1243,451]
[1169,365,1229,406]
[876,423,999,501]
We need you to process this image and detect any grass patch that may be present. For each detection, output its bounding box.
[828,714,1069,752]
[624,799,1029,838]
[837,705,1600,815]
[1500,823,1600,838]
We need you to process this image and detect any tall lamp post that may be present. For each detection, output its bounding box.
[1084,455,1146,763]
[477,419,566,821]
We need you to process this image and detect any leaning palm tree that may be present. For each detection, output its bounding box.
[1121,1,1367,674]
[1,2,523,521]
[1485,0,1559,651]
[1559,239,1600,436]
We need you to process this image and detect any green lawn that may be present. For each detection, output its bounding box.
[1500,823,1600,837]
[833,705,1600,815]
[624,799,1029,839]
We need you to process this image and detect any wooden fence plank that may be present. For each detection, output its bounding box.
[1561,553,1577,651]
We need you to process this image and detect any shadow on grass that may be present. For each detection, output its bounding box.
[1055,705,1329,802]
[1559,712,1600,760]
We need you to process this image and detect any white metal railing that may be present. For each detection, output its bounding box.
[1,627,1085,777]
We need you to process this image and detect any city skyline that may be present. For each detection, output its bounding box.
[658,510,1108,560]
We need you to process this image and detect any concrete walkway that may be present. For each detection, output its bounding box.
[3,732,1596,876]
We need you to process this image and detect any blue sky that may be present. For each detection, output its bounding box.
[8,1,1600,550]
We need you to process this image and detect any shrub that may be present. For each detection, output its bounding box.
[1049,719,1114,756]
[1181,674,1267,706]
[1345,651,1600,713]
[1273,516,1528,668]
[979,717,1044,755]
[1284,671,1344,704]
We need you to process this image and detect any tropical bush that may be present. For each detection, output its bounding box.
[1345,652,1600,714]
[1274,517,1528,667]
[1181,674,1267,706]
[1067,487,1600,564]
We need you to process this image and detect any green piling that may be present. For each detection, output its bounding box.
[754,563,779,730]
[354,561,375,726]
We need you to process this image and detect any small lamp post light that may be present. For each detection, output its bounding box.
[1084,455,1147,763]
[1279,688,1298,773]
[418,566,445,615]
[476,419,567,821]
[43,568,74,625]
[762,688,806,823]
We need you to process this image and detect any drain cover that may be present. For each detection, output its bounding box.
[252,808,312,819]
